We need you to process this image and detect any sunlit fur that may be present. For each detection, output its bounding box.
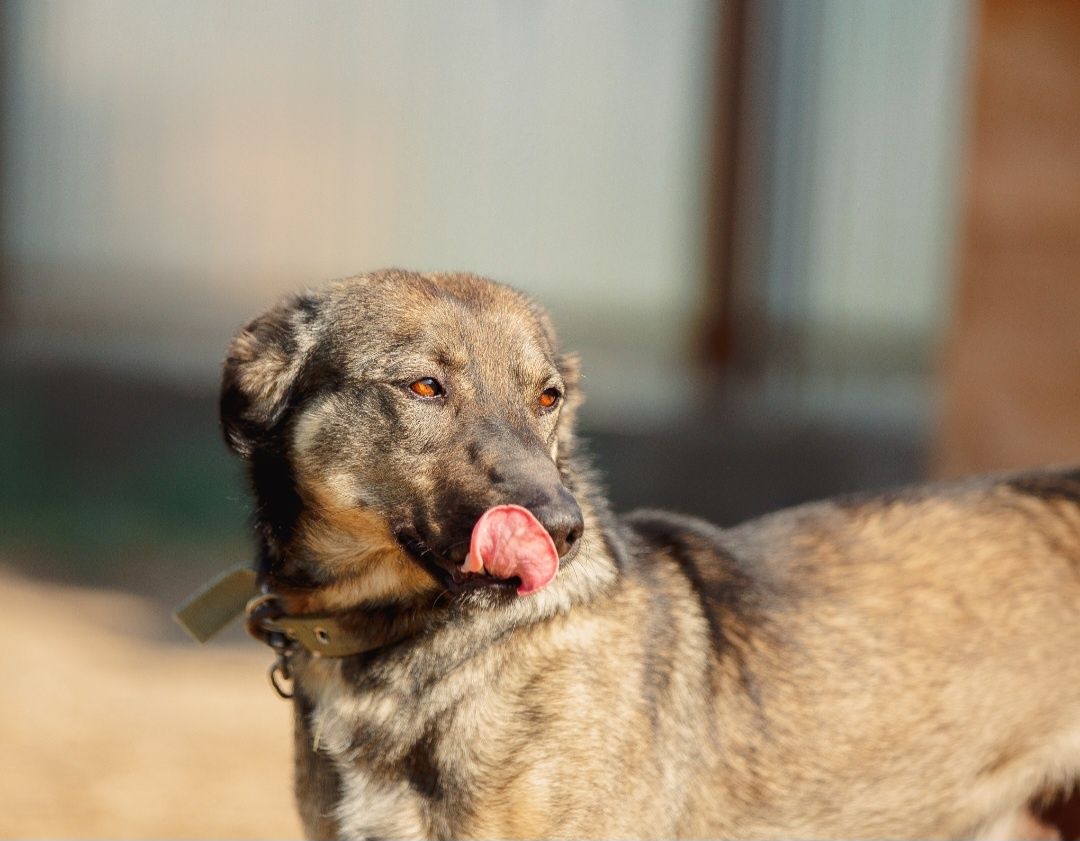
[222,270,1080,839]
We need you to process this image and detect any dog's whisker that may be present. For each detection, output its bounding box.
[431,589,452,609]
[443,538,471,553]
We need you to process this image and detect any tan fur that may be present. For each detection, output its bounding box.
[290,484,433,613]
[220,270,1080,839]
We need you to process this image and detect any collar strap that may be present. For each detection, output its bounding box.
[245,594,434,699]
[245,594,422,658]
[173,564,423,659]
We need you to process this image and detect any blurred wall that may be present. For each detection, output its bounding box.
[721,0,970,427]
[0,2,974,596]
[1,0,718,424]
[1,0,989,442]
[935,0,1080,475]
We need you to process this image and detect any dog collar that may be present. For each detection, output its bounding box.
[173,564,430,697]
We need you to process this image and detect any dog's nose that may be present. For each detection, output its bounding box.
[532,489,584,558]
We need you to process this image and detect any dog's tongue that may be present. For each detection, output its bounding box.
[462,505,559,595]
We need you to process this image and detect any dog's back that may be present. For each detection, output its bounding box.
[628,471,1080,837]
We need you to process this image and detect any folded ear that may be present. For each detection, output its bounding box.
[556,351,583,433]
[557,351,581,395]
[220,292,319,458]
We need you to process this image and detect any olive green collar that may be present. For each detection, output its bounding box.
[172,564,419,658]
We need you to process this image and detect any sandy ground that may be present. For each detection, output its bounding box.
[0,566,302,838]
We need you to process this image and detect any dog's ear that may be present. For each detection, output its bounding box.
[556,352,583,429]
[220,292,319,458]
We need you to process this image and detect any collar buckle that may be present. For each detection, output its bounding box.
[267,648,295,699]
[246,593,297,699]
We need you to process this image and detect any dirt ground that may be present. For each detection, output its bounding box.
[0,565,302,839]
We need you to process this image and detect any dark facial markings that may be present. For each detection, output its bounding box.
[289,301,578,572]
[224,272,591,611]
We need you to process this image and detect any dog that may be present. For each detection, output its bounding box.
[220,269,1080,839]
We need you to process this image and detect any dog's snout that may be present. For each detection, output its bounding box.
[533,489,584,558]
[477,440,584,558]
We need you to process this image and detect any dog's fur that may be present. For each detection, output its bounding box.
[221,269,1080,839]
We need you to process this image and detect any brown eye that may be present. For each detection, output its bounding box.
[539,387,561,410]
[408,378,444,398]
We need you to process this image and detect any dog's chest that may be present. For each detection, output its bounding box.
[298,650,509,839]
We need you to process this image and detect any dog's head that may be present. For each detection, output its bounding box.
[221,270,586,608]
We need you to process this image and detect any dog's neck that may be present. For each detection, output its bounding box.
[248,506,624,662]
[244,444,625,663]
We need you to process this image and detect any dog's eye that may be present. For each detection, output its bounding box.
[408,378,444,398]
[539,387,562,410]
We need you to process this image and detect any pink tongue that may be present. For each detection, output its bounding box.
[461,504,559,595]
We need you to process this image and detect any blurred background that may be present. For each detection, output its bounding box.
[2,0,1079,837]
